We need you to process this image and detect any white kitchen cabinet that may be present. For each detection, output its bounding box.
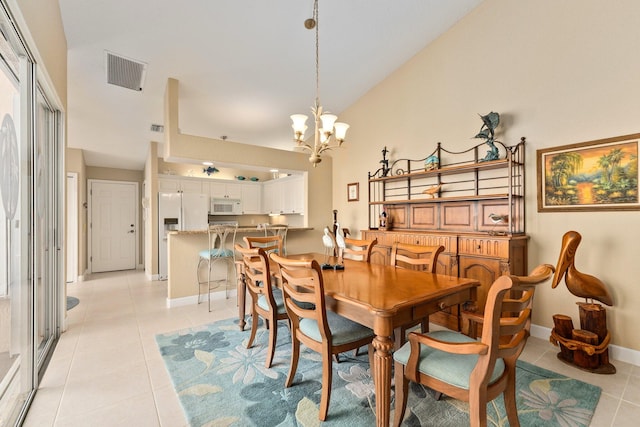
[262,175,305,215]
[262,180,282,215]
[180,179,204,194]
[240,183,262,214]
[210,181,242,199]
[282,175,304,214]
[158,176,181,192]
[158,176,203,193]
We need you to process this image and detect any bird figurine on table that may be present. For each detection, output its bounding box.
[422,184,442,198]
[551,230,613,306]
[334,223,346,269]
[322,227,337,269]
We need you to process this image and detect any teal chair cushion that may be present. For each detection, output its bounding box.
[199,248,234,259]
[300,311,373,346]
[257,288,287,315]
[393,330,505,390]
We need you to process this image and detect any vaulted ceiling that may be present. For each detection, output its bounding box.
[59,0,483,170]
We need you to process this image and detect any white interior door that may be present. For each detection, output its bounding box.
[90,180,137,272]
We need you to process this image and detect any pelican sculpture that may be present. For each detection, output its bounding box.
[551,230,613,306]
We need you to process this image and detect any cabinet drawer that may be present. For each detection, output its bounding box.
[458,237,510,258]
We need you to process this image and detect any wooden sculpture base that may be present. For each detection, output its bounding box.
[550,303,616,374]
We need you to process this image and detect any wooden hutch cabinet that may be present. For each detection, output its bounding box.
[362,138,528,331]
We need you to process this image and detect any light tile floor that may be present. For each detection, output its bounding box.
[23,270,640,426]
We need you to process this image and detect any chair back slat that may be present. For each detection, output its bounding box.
[244,235,284,255]
[391,242,444,273]
[235,245,275,301]
[480,266,554,364]
[343,237,377,262]
[261,224,289,254]
[501,290,534,313]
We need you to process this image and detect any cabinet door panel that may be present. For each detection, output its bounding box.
[241,184,261,214]
[369,246,389,266]
[158,177,180,192]
[458,256,500,314]
[180,179,203,194]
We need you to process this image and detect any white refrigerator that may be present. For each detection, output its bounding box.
[158,192,209,280]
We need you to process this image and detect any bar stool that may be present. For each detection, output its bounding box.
[263,224,288,255]
[197,223,238,311]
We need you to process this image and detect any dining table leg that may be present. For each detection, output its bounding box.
[235,261,246,331]
[372,331,395,426]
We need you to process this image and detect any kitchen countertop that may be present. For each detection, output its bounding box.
[169,227,313,235]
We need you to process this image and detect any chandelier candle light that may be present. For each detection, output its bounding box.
[291,0,349,167]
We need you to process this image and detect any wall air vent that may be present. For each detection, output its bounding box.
[150,124,164,133]
[105,51,147,91]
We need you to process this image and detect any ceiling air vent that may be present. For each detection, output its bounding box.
[105,51,147,91]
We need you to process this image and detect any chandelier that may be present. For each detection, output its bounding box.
[290,0,349,167]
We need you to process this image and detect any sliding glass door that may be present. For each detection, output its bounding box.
[35,88,61,371]
[0,3,63,425]
[0,18,25,424]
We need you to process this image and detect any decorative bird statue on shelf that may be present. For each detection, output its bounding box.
[422,184,442,198]
[488,213,508,224]
[551,230,614,306]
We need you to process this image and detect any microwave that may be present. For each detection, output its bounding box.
[210,198,242,215]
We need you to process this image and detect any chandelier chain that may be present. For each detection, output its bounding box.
[314,0,320,107]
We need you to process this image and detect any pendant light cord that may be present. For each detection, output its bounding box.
[314,0,320,108]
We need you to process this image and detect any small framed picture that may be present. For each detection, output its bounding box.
[347,182,359,202]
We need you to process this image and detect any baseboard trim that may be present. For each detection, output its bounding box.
[530,324,640,367]
[167,289,237,308]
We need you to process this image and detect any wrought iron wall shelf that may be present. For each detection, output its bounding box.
[367,137,526,235]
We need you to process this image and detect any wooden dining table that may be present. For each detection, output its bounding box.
[236,253,479,427]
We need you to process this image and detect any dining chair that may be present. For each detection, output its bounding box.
[235,244,289,368]
[269,253,375,421]
[392,264,554,427]
[262,224,289,255]
[343,237,378,262]
[390,242,445,346]
[197,223,238,312]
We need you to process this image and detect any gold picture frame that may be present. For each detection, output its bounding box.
[347,182,359,202]
[537,133,640,212]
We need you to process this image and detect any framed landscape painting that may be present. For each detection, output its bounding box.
[537,133,640,212]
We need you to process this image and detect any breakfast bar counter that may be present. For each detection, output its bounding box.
[165,226,314,306]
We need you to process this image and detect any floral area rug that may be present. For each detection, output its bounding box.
[155,317,601,427]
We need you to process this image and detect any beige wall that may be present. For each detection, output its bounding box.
[14,0,67,109]
[333,0,640,352]
[144,142,159,277]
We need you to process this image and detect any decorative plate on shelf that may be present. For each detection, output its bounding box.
[236,176,246,180]
[250,177,259,181]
